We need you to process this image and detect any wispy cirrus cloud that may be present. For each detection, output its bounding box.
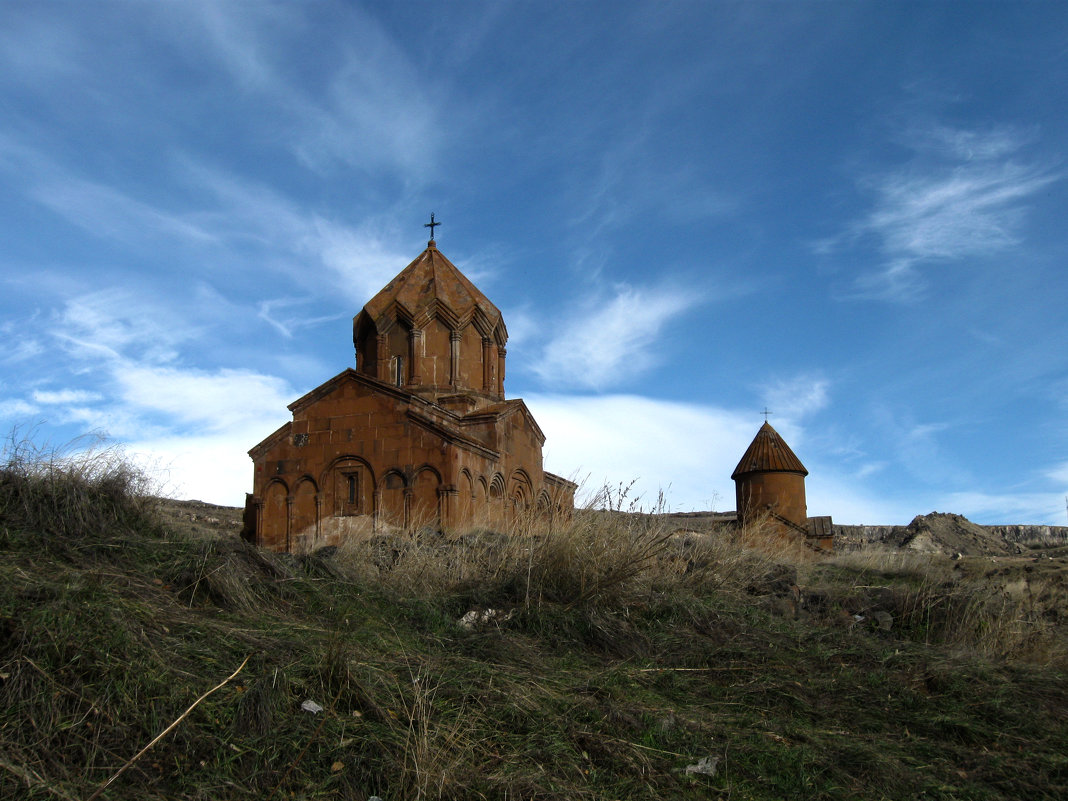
[56,288,194,364]
[760,374,829,422]
[7,288,298,502]
[825,124,1060,300]
[176,1,445,176]
[171,158,417,303]
[257,299,343,339]
[0,134,415,309]
[864,162,1049,259]
[31,176,218,247]
[1047,462,1068,486]
[0,321,44,365]
[32,389,102,405]
[531,283,701,389]
[0,133,217,251]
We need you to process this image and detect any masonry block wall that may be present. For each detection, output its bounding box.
[732,421,832,552]
[245,240,575,553]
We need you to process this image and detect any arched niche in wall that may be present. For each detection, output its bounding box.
[292,476,319,546]
[261,479,289,551]
[380,470,407,529]
[509,469,532,514]
[411,466,442,531]
[458,468,474,522]
[324,456,375,518]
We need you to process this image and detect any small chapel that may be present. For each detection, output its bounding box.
[243,221,576,553]
[732,420,833,551]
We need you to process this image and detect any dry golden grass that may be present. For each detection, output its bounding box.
[807,544,1067,666]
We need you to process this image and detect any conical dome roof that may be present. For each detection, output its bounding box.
[731,421,808,479]
[358,241,504,337]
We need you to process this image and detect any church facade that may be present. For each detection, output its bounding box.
[244,236,576,553]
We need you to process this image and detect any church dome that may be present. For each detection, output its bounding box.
[353,239,509,401]
[731,421,808,479]
[357,241,505,340]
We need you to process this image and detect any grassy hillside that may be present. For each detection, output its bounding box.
[1,443,1066,800]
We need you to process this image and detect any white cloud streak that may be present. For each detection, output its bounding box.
[112,364,293,434]
[30,176,217,247]
[179,1,444,176]
[173,159,416,304]
[532,284,701,389]
[529,392,920,523]
[1047,462,1068,486]
[0,399,40,420]
[32,389,102,405]
[830,124,1059,300]
[862,161,1054,261]
[760,374,829,421]
[0,133,416,310]
[56,288,191,364]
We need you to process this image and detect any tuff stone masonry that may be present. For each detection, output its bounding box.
[243,238,576,553]
[732,421,833,551]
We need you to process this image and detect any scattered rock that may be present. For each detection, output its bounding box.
[683,755,719,776]
[458,608,515,630]
[871,610,893,631]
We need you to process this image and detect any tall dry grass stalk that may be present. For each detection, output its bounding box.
[823,545,943,577]
[391,666,475,801]
[0,427,159,542]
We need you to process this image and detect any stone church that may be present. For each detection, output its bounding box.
[732,421,833,551]
[243,231,576,553]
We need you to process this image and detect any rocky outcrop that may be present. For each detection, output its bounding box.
[834,512,1068,555]
[987,525,1068,547]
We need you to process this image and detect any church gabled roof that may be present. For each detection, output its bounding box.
[358,241,505,337]
[731,421,808,479]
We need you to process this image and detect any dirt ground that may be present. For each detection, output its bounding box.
[154,497,244,538]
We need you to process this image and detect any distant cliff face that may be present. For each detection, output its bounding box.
[987,525,1068,545]
[834,512,1068,555]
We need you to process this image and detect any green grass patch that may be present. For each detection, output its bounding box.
[1,439,1066,799]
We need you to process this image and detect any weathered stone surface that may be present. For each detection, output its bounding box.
[732,422,832,551]
[244,241,575,553]
[833,512,1068,554]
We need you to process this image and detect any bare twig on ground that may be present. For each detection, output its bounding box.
[84,654,250,801]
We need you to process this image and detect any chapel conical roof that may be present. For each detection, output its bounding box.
[731,421,808,479]
[358,240,505,337]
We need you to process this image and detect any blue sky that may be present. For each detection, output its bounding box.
[2,1,1067,525]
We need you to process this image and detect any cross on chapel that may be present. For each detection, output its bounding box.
[425,212,441,242]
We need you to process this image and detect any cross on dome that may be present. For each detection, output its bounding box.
[424,212,441,242]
